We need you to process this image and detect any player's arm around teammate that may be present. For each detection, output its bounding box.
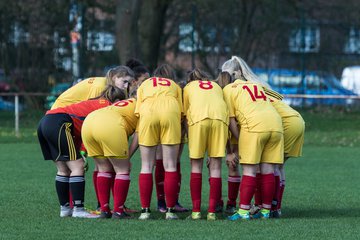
[37,86,126,218]
[184,69,229,221]
[135,64,183,220]
[81,97,139,219]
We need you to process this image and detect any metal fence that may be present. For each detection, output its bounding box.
[0,93,47,137]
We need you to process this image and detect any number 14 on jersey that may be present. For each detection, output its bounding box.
[242,85,267,101]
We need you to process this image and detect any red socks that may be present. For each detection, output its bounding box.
[97,172,114,213]
[190,173,202,212]
[155,161,182,204]
[239,175,257,210]
[110,172,116,197]
[93,171,99,207]
[69,191,73,208]
[254,173,262,206]
[155,159,165,201]
[272,174,281,210]
[261,173,275,210]
[227,175,241,206]
[176,162,182,201]
[139,173,153,208]
[208,177,222,213]
[113,174,130,213]
[278,180,285,210]
[164,171,178,208]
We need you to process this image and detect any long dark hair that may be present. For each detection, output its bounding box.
[187,68,211,83]
[153,64,176,80]
[216,71,232,88]
[92,85,126,103]
[126,58,150,81]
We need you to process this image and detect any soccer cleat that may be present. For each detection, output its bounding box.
[157,200,167,213]
[85,205,101,215]
[187,212,201,220]
[225,204,236,214]
[207,212,217,221]
[252,209,270,219]
[174,201,189,212]
[228,209,250,221]
[270,209,281,218]
[112,211,132,219]
[98,211,112,219]
[165,208,179,220]
[60,205,72,217]
[88,208,101,215]
[72,207,99,218]
[124,205,139,213]
[215,204,223,213]
[215,200,224,213]
[261,210,270,219]
[138,208,151,220]
[249,205,261,215]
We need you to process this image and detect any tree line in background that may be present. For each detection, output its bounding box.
[1,0,360,92]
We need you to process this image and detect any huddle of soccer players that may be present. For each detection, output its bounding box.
[37,56,304,220]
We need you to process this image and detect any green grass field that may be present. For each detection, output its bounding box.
[1,108,360,239]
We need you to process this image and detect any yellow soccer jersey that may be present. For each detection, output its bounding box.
[85,98,137,137]
[223,82,236,115]
[51,77,106,109]
[135,77,183,116]
[183,80,228,126]
[223,79,283,133]
[263,87,283,101]
[107,98,138,136]
[82,99,138,158]
[268,95,301,118]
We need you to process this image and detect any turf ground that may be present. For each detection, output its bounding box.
[1,109,360,239]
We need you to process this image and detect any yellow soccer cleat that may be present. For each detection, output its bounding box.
[207,212,217,221]
[187,211,201,220]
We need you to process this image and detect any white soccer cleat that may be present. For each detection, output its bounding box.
[165,208,179,220]
[72,207,99,218]
[138,208,151,220]
[60,205,72,217]
[249,205,261,215]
